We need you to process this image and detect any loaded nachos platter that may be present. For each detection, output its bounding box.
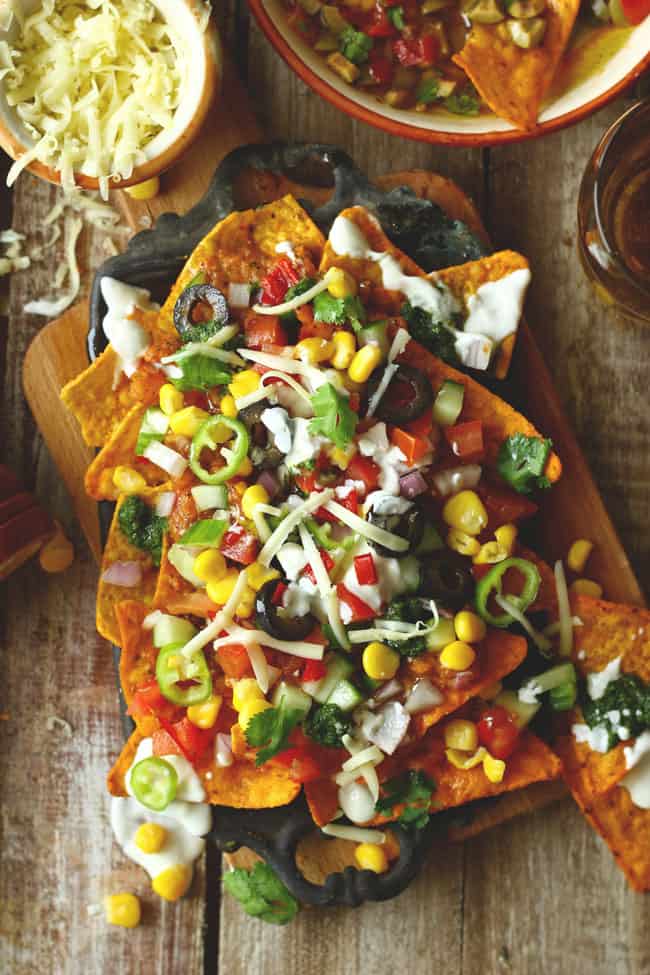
[61,177,650,923]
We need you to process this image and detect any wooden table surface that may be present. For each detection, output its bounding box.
[1,4,649,973]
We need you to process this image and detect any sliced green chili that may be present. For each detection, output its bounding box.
[475,557,540,628]
[189,414,249,485]
[156,641,212,706]
[131,756,178,811]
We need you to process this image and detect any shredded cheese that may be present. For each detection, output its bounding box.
[323,499,409,553]
[257,489,334,567]
[495,594,552,654]
[245,642,270,694]
[321,824,386,844]
[341,745,383,772]
[554,559,574,656]
[252,269,336,315]
[213,627,325,661]
[180,570,250,660]
[299,523,349,650]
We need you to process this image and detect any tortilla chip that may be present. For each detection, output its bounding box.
[453,0,580,131]
[555,727,630,800]
[446,779,567,841]
[158,195,326,333]
[115,599,157,715]
[96,495,160,644]
[411,630,528,735]
[375,171,490,247]
[107,717,158,796]
[305,778,340,828]
[85,405,172,501]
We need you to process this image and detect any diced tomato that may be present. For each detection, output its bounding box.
[393,35,437,67]
[303,548,334,584]
[297,319,335,342]
[337,583,376,623]
[354,552,378,586]
[478,483,538,529]
[129,679,182,723]
[152,727,185,758]
[405,409,434,439]
[243,311,288,350]
[477,705,521,760]
[315,485,358,523]
[302,659,327,683]
[367,3,397,36]
[217,643,253,679]
[346,454,380,496]
[621,0,649,22]
[444,420,484,462]
[368,52,394,85]
[273,745,323,784]
[295,469,318,495]
[221,527,259,565]
[259,258,301,306]
[348,392,361,413]
[390,426,430,467]
[171,717,216,763]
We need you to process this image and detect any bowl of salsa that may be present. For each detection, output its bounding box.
[249,0,650,144]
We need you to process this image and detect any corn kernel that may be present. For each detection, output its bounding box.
[473,541,508,565]
[444,718,479,752]
[454,610,486,644]
[483,753,506,784]
[295,337,334,365]
[447,528,480,557]
[193,549,227,584]
[570,578,603,599]
[187,694,222,729]
[238,697,272,730]
[440,641,476,671]
[246,562,280,591]
[159,383,184,416]
[229,369,261,399]
[112,466,147,495]
[235,584,256,619]
[220,394,238,418]
[567,539,594,574]
[446,746,486,770]
[169,406,210,438]
[104,892,141,928]
[348,344,383,384]
[363,642,400,680]
[39,526,74,574]
[232,678,264,712]
[442,490,488,536]
[329,443,357,470]
[134,822,168,854]
[494,523,517,555]
[331,330,356,370]
[125,176,160,200]
[355,843,388,874]
[152,864,192,902]
[206,569,239,605]
[327,267,358,299]
[241,484,270,520]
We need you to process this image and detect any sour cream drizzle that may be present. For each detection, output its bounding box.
[101,276,158,378]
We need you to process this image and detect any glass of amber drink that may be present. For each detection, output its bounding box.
[577,98,650,324]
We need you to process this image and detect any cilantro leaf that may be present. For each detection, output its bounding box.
[444,86,480,117]
[118,496,167,567]
[387,5,405,28]
[305,703,351,748]
[496,433,552,495]
[169,355,232,392]
[416,76,440,105]
[401,301,460,366]
[309,382,358,449]
[223,862,299,925]
[339,26,373,64]
[375,770,435,829]
[245,698,303,766]
[313,291,365,332]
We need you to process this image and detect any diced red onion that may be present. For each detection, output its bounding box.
[215,733,233,768]
[101,561,142,587]
[155,492,176,517]
[364,701,410,755]
[399,470,428,499]
[228,283,251,308]
[257,469,280,500]
[404,678,444,714]
[432,464,482,498]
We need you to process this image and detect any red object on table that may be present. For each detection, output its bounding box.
[0,465,54,580]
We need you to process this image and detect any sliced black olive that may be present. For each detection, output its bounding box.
[238,402,284,470]
[173,284,229,341]
[420,552,474,612]
[255,579,316,642]
[367,364,433,424]
[368,504,425,559]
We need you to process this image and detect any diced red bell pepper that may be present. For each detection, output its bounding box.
[368,52,394,86]
[302,659,328,683]
[621,0,649,22]
[477,705,521,760]
[444,420,484,462]
[393,35,437,67]
[259,258,301,306]
[390,426,430,467]
[273,744,324,783]
[295,470,318,495]
[129,679,182,723]
[337,583,376,623]
[367,3,397,36]
[354,552,378,586]
[221,527,259,565]
[271,581,288,606]
[170,717,216,763]
[243,312,288,350]
[303,548,334,584]
[217,643,253,678]
[478,483,538,529]
[346,454,381,495]
[405,409,434,439]
[315,486,358,523]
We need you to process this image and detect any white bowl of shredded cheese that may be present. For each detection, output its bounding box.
[0,0,221,198]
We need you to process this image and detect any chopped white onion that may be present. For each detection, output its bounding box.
[432,465,482,498]
[228,283,252,308]
[404,679,444,714]
[373,679,403,704]
[142,610,164,630]
[364,701,410,755]
[337,780,376,825]
[154,491,176,517]
[142,441,187,479]
[215,733,233,768]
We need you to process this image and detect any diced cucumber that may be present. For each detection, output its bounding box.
[527,662,576,693]
[135,407,170,456]
[494,689,540,728]
[272,681,312,718]
[358,321,390,357]
[549,680,577,712]
[432,379,465,427]
[426,617,456,652]
[178,518,227,548]
[303,652,355,703]
[168,544,204,588]
[415,522,444,555]
[401,556,421,593]
[327,678,365,712]
[153,614,198,648]
[191,484,228,512]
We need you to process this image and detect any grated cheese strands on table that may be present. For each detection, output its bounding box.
[4,0,185,199]
[24,214,82,316]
